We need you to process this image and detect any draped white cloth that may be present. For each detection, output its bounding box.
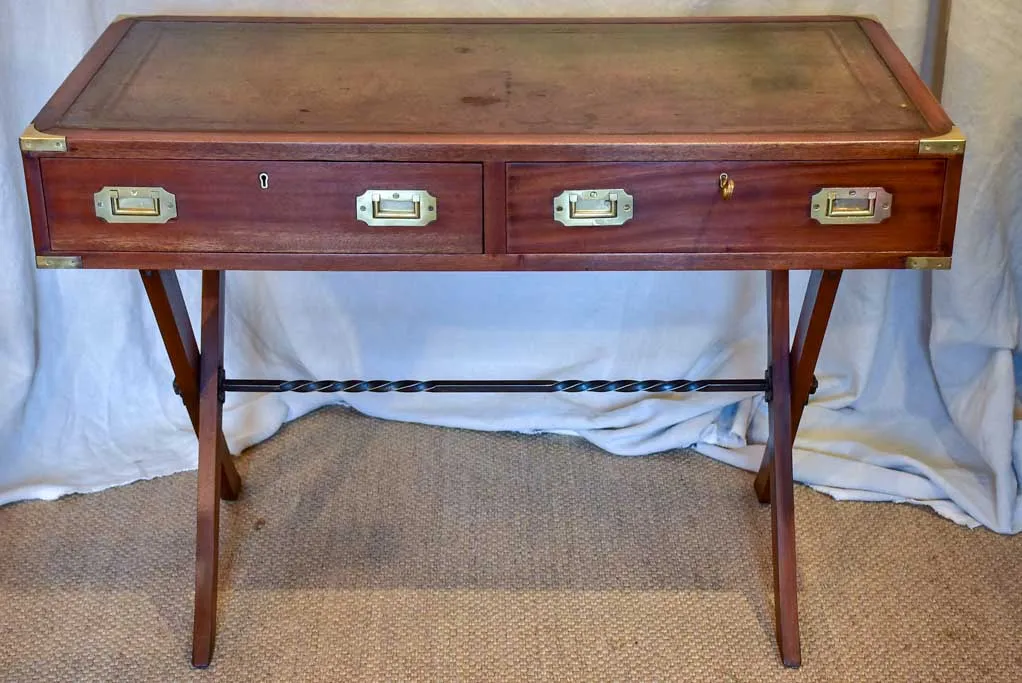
[2,1,1019,531]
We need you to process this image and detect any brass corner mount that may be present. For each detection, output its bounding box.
[36,255,83,269]
[919,127,965,156]
[20,123,67,153]
[906,256,952,270]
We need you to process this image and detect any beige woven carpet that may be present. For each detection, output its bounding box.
[2,407,1021,682]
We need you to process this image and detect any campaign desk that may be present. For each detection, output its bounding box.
[20,16,965,668]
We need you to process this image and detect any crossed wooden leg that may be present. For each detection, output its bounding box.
[140,269,237,667]
[759,269,842,668]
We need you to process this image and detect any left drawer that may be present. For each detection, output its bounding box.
[41,160,483,254]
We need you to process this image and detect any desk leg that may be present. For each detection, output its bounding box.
[765,270,801,668]
[191,270,227,667]
[140,270,241,501]
[754,270,841,504]
[140,269,233,667]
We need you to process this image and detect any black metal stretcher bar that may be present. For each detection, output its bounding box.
[221,378,771,394]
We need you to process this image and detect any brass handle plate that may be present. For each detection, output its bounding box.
[553,189,634,227]
[356,190,437,227]
[94,186,177,224]
[810,187,892,225]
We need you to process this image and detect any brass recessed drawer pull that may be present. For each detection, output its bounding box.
[553,188,634,227]
[94,186,177,223]
[356,189,437,227]
[810,187,892,225]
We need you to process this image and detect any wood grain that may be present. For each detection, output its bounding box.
[767,270,801,668]
[125,15,898,25]
[936,153,964,254]
[483,161,507,254]
[28,131,929,164]
[507,161,947,255]
[41,160,483,254]
[22,157,51,253]
[65,250,947,272]
[193,270,225,668]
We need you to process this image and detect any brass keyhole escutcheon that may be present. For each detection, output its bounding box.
[719,172,735,200]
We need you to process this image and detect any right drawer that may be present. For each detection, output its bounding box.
[506,161,947,254]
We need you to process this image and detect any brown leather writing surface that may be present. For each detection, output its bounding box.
[58,19,932,136]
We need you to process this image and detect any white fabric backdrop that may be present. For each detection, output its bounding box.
[2,1,1020,531]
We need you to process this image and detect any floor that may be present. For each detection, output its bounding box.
[1,406,1020,681]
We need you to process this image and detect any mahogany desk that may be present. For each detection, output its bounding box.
[20,16,965,668]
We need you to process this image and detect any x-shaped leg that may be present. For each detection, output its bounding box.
[141,270,236,667]
[760,269,842,668]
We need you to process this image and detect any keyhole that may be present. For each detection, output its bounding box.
[258,172,269,190]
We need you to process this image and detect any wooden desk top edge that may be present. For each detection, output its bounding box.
[26,14,954,160]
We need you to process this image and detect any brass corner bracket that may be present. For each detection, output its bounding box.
[36,255,83,269]
[906,256,952,270]
[20,123,67,153]
[919,126,965,156]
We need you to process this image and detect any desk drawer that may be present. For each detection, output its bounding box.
[507,161,947,254]
[42,160,483,254]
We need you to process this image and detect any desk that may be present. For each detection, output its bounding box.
[20,16,964,668]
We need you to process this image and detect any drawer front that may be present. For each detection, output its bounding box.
[42,160,483,254]
[507,161,946,254]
